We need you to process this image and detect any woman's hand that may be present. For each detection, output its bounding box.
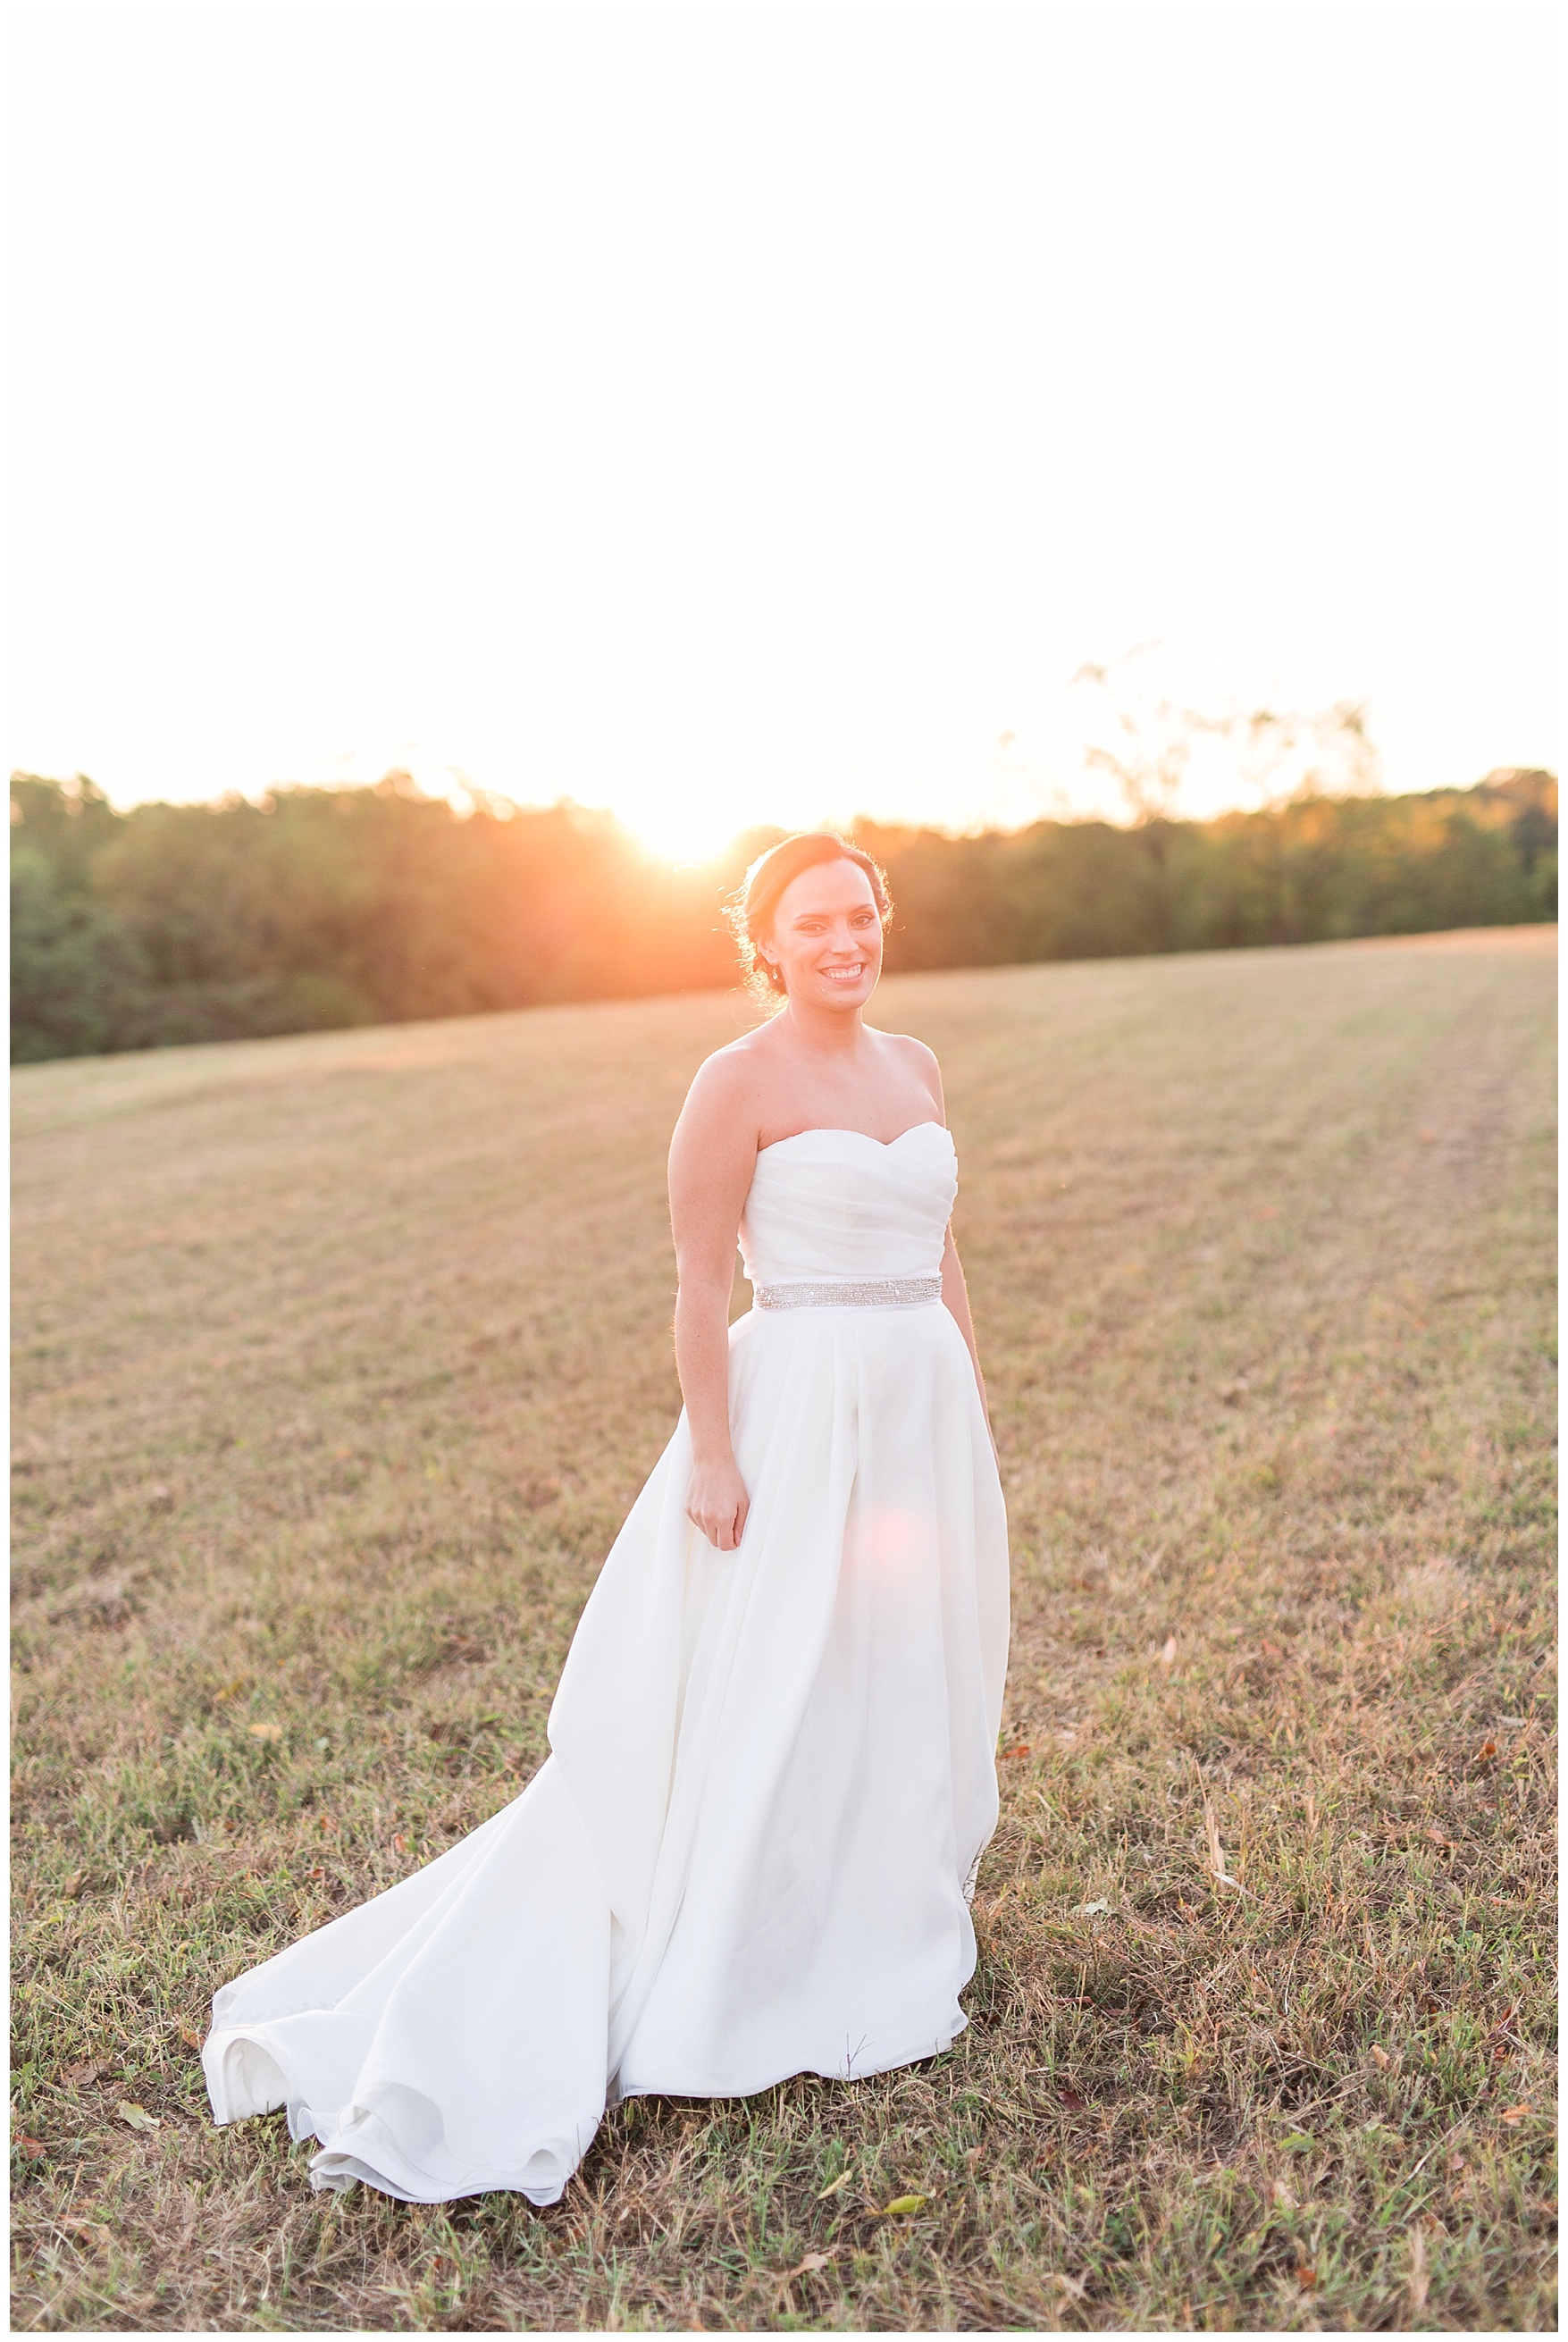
[686,1455,750,1552]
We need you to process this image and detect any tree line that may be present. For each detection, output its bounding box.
[10,766,1556,1062]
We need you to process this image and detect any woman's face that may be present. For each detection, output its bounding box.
[761,858,883,1011]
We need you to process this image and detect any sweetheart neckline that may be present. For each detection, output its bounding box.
[756,1120,950,1158]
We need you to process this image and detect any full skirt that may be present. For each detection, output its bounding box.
[203,1302,1010,2203]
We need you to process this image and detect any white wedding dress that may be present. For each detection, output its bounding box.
[203,1122,1010,2203]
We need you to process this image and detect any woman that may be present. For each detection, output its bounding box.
[203,831,1010,2205]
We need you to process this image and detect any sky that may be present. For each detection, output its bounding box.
[8,3,1560,861]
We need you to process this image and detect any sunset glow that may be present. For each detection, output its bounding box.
[9,9,1557,838]
[615,785,787,869]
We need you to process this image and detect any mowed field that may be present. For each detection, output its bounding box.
[11,927,1556,2333]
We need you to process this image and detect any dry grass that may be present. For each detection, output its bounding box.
[10,927,1557,2332]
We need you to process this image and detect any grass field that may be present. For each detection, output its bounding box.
[11,928,1557,2333]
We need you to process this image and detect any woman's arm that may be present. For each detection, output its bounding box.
[884,1037,991,1408]
[941,1224,992,1429]
[888,1035,992,1431]
[667,1056,762,1552]
[893,1036,994,1433]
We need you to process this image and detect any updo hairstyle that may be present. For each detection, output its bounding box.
[725,832,893,1003]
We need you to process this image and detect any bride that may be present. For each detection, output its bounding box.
[203,831,1010,2204]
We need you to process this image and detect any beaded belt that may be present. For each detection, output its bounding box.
[753,1273,943,1312]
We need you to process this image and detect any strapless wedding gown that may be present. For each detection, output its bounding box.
[203,1123,1010,2203]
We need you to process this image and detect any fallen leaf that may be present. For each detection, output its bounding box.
[1426,1826,1455,1850]
[1474,1739,1497,1761]
[14,2136,46,2160]
[1500,2102,1532,2126]
[999,1743,1032,1760]
[1048,2273,1088,2299]
[1295,2263,1318,2290]
[877,2194,928,2217]
[1158,1636,1178,1666]
[61,1870,88,1899]
[116,2102,161,2133]
[1280,2132,1315,2153]
[1371,2044,1392,2069]
[392,1834,409,1853]
[246,1722,283,1743]
[777,2252,833,2284]
[1058,2087,1087,2112]
[1071,1898,1111,1918]
[63,2060,110,2088]
[179,2027,203,2052]
[816,2167,855,2200]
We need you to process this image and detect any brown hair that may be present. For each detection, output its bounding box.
[725,832,893,1001]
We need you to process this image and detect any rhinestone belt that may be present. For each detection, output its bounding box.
[753,1273,943,1312]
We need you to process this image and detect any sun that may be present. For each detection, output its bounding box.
[613,785,755,868]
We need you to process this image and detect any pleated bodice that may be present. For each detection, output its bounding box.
[739,1121,956,1289]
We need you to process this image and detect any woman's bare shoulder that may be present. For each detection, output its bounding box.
[694,1021,782,1080]
[876,1027,939,1066]
[678,1026,778,1126]
[871,1026,943,1095]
